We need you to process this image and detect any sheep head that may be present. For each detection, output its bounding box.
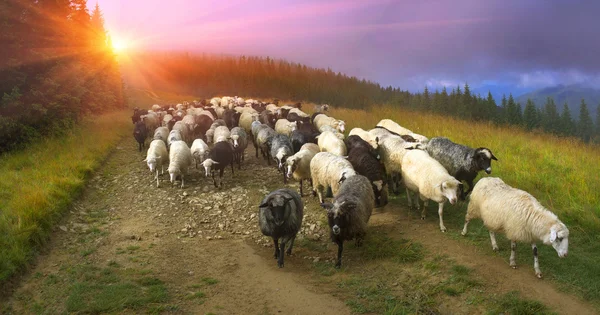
[439,179,461,205]
[275,148,290,171]
[320,201,353,236]
[475,148,498,174]
[231,135,240,148]
[202,158,219,177]
[547,223,569,258]
[259,195,294,226]
[285,156,298,179]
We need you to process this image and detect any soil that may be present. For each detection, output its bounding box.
[2,134,596,315]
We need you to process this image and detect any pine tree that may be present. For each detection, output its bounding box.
[577,99,594,142]
[595,103,600,142]
[560,103,575,136]
[421,86,430,110]
[542,97,560,134]
[524,99,539,130]
[506,94,521,125]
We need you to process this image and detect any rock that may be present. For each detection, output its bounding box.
[181,228,188,233]
[313,257,320,263]
[59,226,68,232]
[182,191,188,197]
[206,236,213,240]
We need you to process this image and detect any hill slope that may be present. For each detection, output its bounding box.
[516,84,600,119]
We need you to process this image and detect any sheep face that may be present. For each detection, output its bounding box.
[275,148,290,171]
[202,159,218,177]
[231,135,239,148]
[336,121,346,133]
[285,157,298,179]
[146,157,158,173]
[372,180,388,207]
[475,148,498,174]
[321,201,350,236]
[440,179,461,205]
[169,167,180,184]
[547,224,569,258]
[259,195,293,226]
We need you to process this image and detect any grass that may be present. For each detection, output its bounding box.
[487,291,555,315]
[328,104,600,305]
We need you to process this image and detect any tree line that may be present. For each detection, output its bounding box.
[0,0,126,153]
[125,52,600,144]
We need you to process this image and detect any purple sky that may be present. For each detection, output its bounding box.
[90,0,600,98]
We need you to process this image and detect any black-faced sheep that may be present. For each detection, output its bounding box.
[320,174,374,268]
[258,189,304,268]
[462,177,569,278]
[424,137,497,200]
[202,141,235,188]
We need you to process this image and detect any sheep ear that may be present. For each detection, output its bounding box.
[338,173,346,184]
[320,202,334,210]
[491,154,498,161]
[375,137,379,144]
[259,199,271,208]
[549,228,557,242]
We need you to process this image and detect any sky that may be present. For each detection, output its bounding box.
[90,0,600,99]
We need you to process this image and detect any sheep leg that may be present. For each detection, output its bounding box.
[286,235,296,256]
[156,169,160,188]
[299,179,303,196]
[405,188,413,209]
[489,232,499,251]
[181,175,185,189]
[278,241,286,268]
[421,199,428,220]
[255,144,259,158]
[532,244,542,278]
[219,168,225,188]
[273,239,280,259]
[282,169,287,184]
[335,240,344,268]
[317,187,324,204]
[461,218,470,236]
[212,171,218,188]
[510,241,517,268]
[230,157,235,176]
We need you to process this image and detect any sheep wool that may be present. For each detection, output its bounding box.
[168,141,193,188]
[310,152,356,203]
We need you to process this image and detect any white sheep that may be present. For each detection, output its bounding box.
[461,177,569,278]
[168,140,192,188]
[190,139,210,169]
[151,104,162,112]
[213,125,231,143]
[401,149,461,232]
[145,139,169,187]
[141,112,160,137]
[265,104,278,113]
[317,130,347,156]
[210,97,221,107]
[376,119,428,143]
[318,125,345,139]
[239,111,259,135]
[172,121,190,144]
[275,119,297,137]
[153,126,169,147]
[349,127,378,149]
[288,108,309,117]
[162,114,173,127]
[309,152,356,203]
[313,114,345,133]
[285,143,320,196]
[167,129,183,148]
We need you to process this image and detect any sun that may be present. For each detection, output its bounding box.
[111,37,129,53]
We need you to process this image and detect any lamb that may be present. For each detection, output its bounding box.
[258,189,304,268]
[202,141,235,188]
[133,121,148,152]
[270,134,294,183]
[347,144,388,207]
[168,140,192,188]
[275,119,297,137]
[285,143,319,195]
[376,119,428,143]
[310,152,356,203]
[213,125,231,143]
[424,137,497,200]
[401,149,462,232]
[230,127,248,169]
[320,175,374,268]
[313,114,345,133]
[461,177,569,278]
[145,139,169,187]
[317,130,347,156]
[153,126,169,147]
[348,127,378,149]
[190,139,209,169]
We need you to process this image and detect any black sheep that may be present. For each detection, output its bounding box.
[258,189,304,268]
[290,129,318,153]
[133,121,148,152]
[202,141,234,188]
[347,146,388,207]
[259,110,277,128]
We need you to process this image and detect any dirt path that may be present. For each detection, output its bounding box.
[3,134,597,314]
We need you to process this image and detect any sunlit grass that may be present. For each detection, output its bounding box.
[0,110,131,282]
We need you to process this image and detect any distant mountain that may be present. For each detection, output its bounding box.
[515,84,600,119]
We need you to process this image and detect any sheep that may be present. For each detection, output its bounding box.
[310,152,356,203]
[424,137,498,200]
[162,114,173,127]
[349,127,378,149]
[375,133,421,194]
[167,129,183,149]
[275,119,297,137]
[290,128,318,153]
[345,135,378,160]
[314,104,330,113]
[461,177,569,278]
[172,121,190,144]
[222,109,241,129]
[213,125,231,143]
[131,108,148,124]
[401,149,462,232]
[133,121,148,152]
[230,127,248,169]
[376,119,428,143]
[190,139,209,169]
[347,145,388,207]
[320,174,374,268]
[258,189,304,268]
[317,130,347,156]
[193,114,213,142]
[144,139,169,187]
[313,114,345,133]
[270,134,294,183]
[251,121,268,158]
[168,141,192,188]
[153,126,169,147]
[285,143,319,195]
[318,125,345,139]
[142,112,160,136]
[202,141,235,188]
[239,111,259,135]
[256,126,277,164]
[288,108,309,118]
[259,110,277,128]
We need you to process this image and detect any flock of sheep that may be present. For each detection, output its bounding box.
[132,96,569,277]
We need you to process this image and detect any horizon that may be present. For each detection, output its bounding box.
[91,0,600,101]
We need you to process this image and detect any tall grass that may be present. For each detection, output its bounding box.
[0,110,131,282]
[330,105,600,232]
